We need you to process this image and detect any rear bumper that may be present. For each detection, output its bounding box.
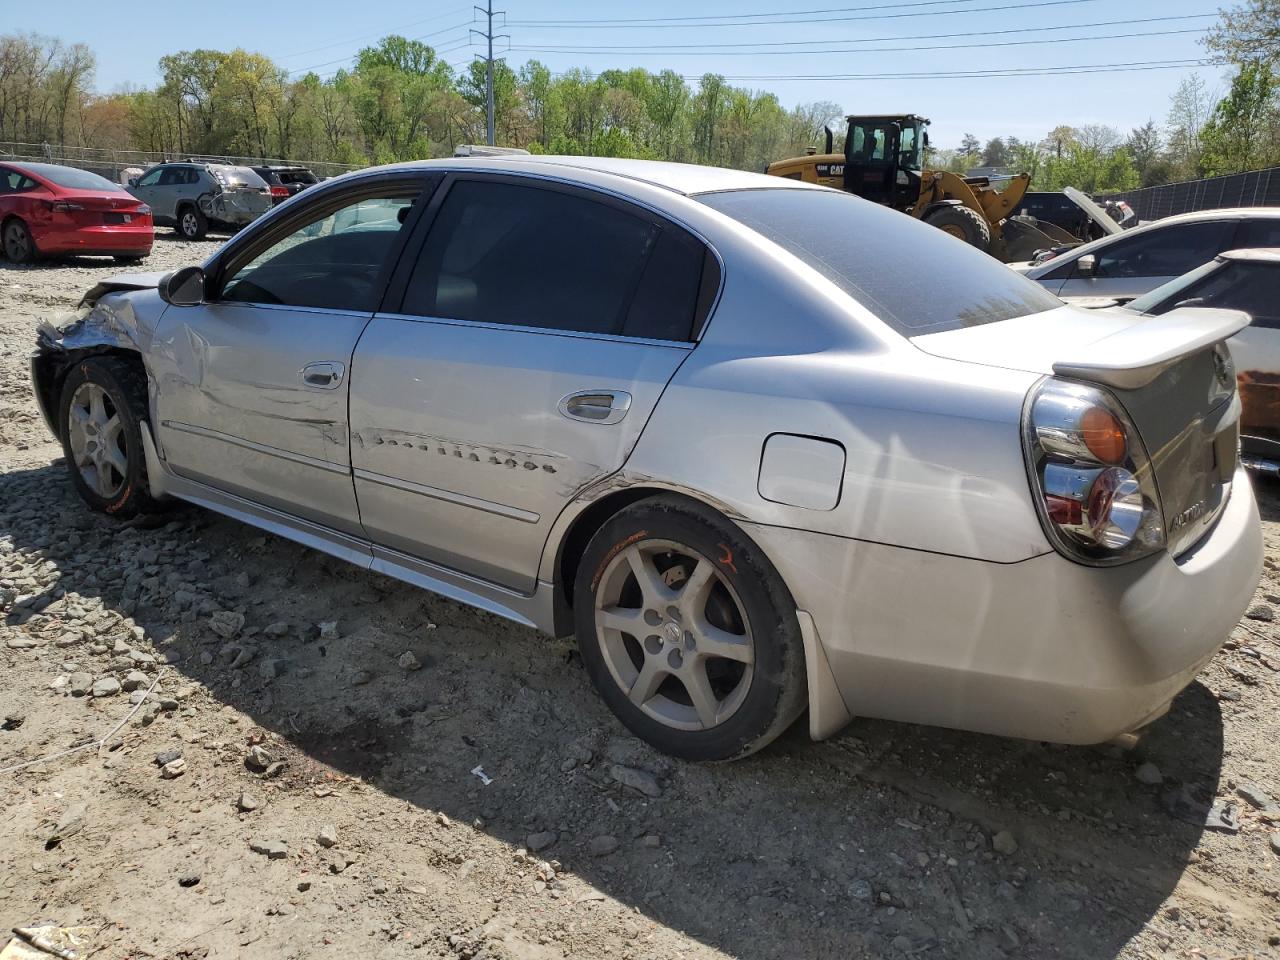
[35,224,153,256]
[743,466,1263,744]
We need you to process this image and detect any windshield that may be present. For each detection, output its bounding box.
[699,188,1063,336]
[899,125,921,169]
[22,162,123,191]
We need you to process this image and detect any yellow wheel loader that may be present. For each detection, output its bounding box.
[767,114,1078,263]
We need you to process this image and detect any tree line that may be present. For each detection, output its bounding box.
[1,0,1277,190]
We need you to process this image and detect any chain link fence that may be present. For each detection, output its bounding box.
[0,140,363,182]
[1099,167,1280,221]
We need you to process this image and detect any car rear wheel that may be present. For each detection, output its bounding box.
[574,496,807,761]
[57,356,158,519]
[177,207,207,241]
[2,218,36,263]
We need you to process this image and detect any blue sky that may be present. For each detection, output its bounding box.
[19,0,1229,148]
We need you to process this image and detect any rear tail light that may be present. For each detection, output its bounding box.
[270,185,289,198]
[135,204,152,216]
[1023,378,1165,565]
[49,200,85,213]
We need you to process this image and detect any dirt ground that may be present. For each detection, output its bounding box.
[4,238,1280,960]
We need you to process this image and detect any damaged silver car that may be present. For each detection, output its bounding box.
[31,157,1263,761]
[127,162,272,240]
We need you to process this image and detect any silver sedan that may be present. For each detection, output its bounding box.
[31,157,1263,760]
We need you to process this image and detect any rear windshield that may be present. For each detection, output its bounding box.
[278,169,317,185]
[699,188,1063,336]
[219,166,268,188]
[22,162,123,192]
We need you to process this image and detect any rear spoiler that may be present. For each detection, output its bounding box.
[1053,307,1249,390]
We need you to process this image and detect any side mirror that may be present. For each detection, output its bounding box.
[128,177,139,187]
[1076,254,1097,278]
[159,266,205,306]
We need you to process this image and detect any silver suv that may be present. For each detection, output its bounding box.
[127,162,272,240]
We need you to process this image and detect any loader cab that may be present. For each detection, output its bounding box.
[843,114,928,211]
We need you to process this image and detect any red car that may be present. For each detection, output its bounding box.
[1,161,153,263]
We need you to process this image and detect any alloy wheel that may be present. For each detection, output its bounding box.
[181,212,199,238]
[67,382,128,499]
[3,221,30,260]
[593,539,755,732]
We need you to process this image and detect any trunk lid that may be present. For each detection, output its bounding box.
[914,304,1246,557]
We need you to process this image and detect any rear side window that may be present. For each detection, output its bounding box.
[1235,218,1280,249]
[1149,260,1280,328]
[402,179,711,340]
[1095,220,1236,279]
[699,187,1061,335]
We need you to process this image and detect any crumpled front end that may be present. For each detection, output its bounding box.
[30,284,166,439]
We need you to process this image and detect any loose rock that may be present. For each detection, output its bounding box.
[91,677,121,698]
[992,830,1018,855]
[609,764,662,798]
[316,825,338,848]
[397,651,422,671]
[249,839,288,860]
[588,835,619,856]
[1135,762,1164,785]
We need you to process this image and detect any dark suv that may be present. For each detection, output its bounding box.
[251,165,320,205]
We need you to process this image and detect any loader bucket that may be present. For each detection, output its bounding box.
[996,217,1078,264]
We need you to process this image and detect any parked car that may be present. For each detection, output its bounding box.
[1078,248,1280,472]
[126,162,272,240]
[251,164,319,205]
[0,161,153,263]
[1014,207,1280,303]
[30,157,1261,760]
[1018,190,1124,241]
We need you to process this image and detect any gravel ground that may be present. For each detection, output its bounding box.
[4,239,1280,959]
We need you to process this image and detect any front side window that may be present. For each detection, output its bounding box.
[220,193,418,311]
[700,187,1061,336]
[137,168,163,187]
[402,179,693,337]
[1094,220,1237,279]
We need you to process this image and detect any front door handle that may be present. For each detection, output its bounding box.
[301,361,345,389]
[559,389,632,425]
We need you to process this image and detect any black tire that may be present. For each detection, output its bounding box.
[574,495,807,761]
[113,255,146,265]
[2,217,36,263]
[176,206,208,241]
[924,204,992,252]
[57,355,158,519]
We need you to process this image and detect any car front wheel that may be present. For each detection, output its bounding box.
[57,356,158,518]
[574,496,807,761]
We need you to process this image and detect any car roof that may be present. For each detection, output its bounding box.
[1220,246,1280,264]
[370,155,819,198]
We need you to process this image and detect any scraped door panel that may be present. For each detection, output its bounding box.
[349,317,687,592]
[151,302,369,534]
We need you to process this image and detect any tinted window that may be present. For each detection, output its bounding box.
[1234,218,1280,249]
[623,227,711,341]
[0,168,36,192]
[20,162,123,191]
[1094,220,1236,279]
[700,188,1061,335]
[402,180,664,336]
[221,193,418,311]
[1149,260,1280,328]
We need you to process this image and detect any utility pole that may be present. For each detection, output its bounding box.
[472,0,507,147]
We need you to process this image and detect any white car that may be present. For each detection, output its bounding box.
[1015,207,1280,302]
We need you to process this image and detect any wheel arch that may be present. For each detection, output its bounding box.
[34,345,147,442]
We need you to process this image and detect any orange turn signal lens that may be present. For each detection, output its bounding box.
[1080,406,1127,465]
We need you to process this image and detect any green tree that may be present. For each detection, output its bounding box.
[1205,0,1280,65]
[1199,61,1280,175]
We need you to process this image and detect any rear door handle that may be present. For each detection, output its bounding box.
[559,389,632,425]
[301,361,345,389]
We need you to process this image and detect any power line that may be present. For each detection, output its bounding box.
[509,0,1106,29]
[509,12,1216,51]
[511,0,1006,25]
[274,6,472,60]
[513,27,1210,58]
[287,23,472,77]
[473,0,509,146]
[547,57,1215,81]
